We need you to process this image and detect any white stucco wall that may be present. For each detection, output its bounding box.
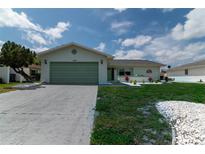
[39,46,108,84]
[0,66,10,83]
[112,66,160,81]
[167,69,184,76]
[133,66,160,80]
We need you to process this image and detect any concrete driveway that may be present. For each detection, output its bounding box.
[0,85,98,144]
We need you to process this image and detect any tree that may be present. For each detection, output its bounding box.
[0,41,36,82]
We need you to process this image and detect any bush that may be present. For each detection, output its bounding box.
[155,80,160,83]
[0,78,2,83]
[133,80,137,85]
[148,77,153,82]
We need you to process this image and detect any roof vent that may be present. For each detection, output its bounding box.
[72,49,77,55]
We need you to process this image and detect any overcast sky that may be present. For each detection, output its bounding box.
[1,8,205,66]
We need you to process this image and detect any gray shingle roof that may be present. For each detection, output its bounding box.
[169,59,205,71]
[108,59,165,67]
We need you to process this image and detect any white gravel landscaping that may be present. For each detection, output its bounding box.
[156,101,205,145]
[121,82,141,87]
[121,81,162,86]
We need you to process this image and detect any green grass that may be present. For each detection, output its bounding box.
[0,82,20,94]
[91,83,205,145]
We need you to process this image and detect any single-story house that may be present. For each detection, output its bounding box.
[38,42,165,85]
[0,65,40,83]
[167,59,205,82]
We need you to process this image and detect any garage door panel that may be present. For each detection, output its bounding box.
[50,62,98,84]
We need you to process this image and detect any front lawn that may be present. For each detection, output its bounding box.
[0,82,20,94]
[91,83,205,145]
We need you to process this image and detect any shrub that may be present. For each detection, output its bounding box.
[133,80,137,85]
[148,77,153,82]
[0,78,2,83]
[155,80,160,83]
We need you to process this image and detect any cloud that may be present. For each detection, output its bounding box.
[115,32,205,66]
[25,31,48,45]
[95,42,106,51]
[121,35,152,47]
[77,26,99,36]
[113,9,205,66]
[0,8,41,31]
[0,8,70,45]
[31,46,49,52]
[102,8,127,19]
[171,9,205,40]
[111,21,133,35]
[144,34,205,66]
[114,49,146,59]
[161,8,175,13]
[113,8,127,12]
[43,22,70,40]
[112,38,123,44]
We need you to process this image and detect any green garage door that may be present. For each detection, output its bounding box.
[50,62,98,85]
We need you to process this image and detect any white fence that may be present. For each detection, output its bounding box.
[0,66,10,83]
[170,76,205,83]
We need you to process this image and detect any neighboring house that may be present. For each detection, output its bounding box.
[167,59,205,82]
[0,65,40,83]
[38,42,165,85]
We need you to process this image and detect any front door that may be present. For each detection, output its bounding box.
[107,68,114,81]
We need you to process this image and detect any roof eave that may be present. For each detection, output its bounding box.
[37,42,113,59]
[109,59,166,67]
[159,64,166,67]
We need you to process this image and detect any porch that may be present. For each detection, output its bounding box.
[107,67,153,82]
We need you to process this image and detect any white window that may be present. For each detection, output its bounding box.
[118,68,132,76]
